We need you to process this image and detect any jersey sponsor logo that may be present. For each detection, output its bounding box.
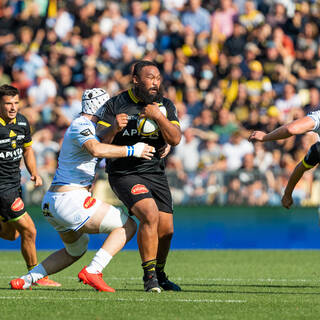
[131,184,149,195]
[123,129,138,136]
[80,128,93,136]
[11,198,24,212]
[18,122,27,126]
[0,138,10,144]
[127,115,139,120]
[0,148,23,159]
[83,196,96,209]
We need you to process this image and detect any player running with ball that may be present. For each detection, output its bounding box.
[96,60,182,292]
[10,88,155,292]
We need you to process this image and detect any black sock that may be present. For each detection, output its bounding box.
[142,259,156,276]
[156,260,166,274]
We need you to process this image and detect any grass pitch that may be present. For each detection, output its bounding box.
[1,250,320,320]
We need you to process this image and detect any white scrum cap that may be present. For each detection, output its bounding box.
[81,88,110,115]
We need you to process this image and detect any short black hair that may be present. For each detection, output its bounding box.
[0,85,19,99]
[132,60,159,78]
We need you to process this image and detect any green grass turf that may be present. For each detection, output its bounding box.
[1,250,320,320]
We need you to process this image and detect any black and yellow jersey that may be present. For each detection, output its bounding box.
[302,142,320,169]
[97,88,180,175]
[0,113,32,191]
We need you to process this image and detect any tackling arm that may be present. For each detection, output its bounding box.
[83,139,155,160]
[96,113,128,144]
[249,116,316,142]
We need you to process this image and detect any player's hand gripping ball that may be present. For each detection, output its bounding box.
[137,105,167,136]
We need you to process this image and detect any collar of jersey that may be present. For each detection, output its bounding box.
[128,88,141,104]
[0,117,16,126]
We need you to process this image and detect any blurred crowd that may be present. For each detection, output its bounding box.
[1,0,320,206]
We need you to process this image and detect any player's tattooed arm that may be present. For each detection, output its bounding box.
[97,113,128,143]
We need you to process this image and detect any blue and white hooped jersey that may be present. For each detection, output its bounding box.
[52,116,99,187]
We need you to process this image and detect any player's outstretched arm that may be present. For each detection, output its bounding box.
[23,146,43,187]
[249,116,315,142]
[282,162,309,209]
[83,140,155,160]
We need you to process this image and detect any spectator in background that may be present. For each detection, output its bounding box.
[125,0,148,37]
[239,0,265,31]
[61,87,82,122]
[172,128,201,175]
[275,83,302,121]
[27,67,57,124]
[266,2,287,28]
[272,26,295,67]
[245,60,272,105]
[211,0,238,41]
[184,87,203,120]
[304,87,320,114]
[181,0,211,36]
[13,50,45,82]
[99,2,128,36]
[212,108,238,144]
[224,21,247,65]
[222,130,254,170]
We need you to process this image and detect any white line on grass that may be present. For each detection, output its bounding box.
[1,276,319,283]
[0,296,246,303]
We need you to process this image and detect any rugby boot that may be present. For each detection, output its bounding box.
[78,267,115,292]
[35,276,61,287]
[10,275,32,290]
[157,271,181,291]
[143,272,161,293]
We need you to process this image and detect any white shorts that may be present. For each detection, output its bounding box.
[42,189,101,232]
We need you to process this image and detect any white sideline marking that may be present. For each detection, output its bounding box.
[1,276,319,283]
[0,296,246,303]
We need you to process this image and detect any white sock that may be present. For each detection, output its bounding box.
[29,263,48,283]
[20,274,33,289]
[86,248,112,274]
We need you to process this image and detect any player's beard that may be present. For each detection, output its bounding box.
[134,83,164,104]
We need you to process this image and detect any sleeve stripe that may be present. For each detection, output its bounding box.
[302,159,314,169]
[170,120,180,127]
[23,141,33,147]
[97,120,111,128]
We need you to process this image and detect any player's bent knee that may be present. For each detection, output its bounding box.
[64,233,89,257]
[99,206,129,233]
[139,210,159,225]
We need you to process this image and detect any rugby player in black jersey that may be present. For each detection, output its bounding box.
[0,85,60,287]
[96,61,182,292]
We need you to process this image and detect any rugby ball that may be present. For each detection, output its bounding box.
[137,106,167,136]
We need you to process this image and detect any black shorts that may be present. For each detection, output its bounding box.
[0,187,26,222]
[109,173,173,214]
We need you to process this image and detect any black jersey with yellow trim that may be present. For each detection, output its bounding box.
[97,89,180,175]
[302,142,320,169]
[0,113,32,191]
